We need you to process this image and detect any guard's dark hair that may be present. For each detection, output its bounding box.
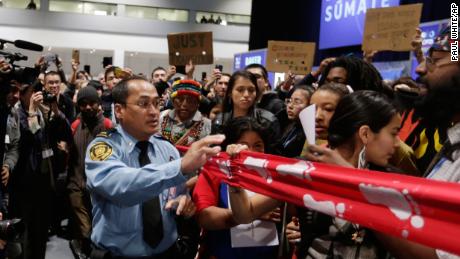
[328,91,398,149]
[318,56,383,92]
[112,75,150,105]
[222,70,260,114]
[221,116,269,152]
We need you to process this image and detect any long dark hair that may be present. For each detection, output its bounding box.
[221,116,269,152]
[222,70,260,115]
[318,56,383,92]
[328,91,398,149]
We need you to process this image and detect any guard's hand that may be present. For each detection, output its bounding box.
[181,134,225,172]
[304,144,353,168]
[165,195,196,217]
[1,165,9,186]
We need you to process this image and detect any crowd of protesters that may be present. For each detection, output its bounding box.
[0,25,458,259]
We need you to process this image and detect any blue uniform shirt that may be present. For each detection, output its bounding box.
[85,125,187,256]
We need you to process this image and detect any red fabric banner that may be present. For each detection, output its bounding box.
[177,146,460,255]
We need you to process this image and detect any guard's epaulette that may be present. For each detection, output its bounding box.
[96,128,118,138]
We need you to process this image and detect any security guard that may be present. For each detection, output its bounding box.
[85,76,224,258]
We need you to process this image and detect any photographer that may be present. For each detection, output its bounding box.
[3,82,20,210]
[9,80,72,259]
[0,60,20,259]
[43,71,76,123]
[35,55,76,124]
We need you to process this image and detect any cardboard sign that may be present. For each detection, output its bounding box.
[362,3,423,51]
[266,41,315,75]
[168,31,213,65]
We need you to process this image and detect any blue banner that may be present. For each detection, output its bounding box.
[233,49,276,88]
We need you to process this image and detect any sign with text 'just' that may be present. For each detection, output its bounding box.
[319,0,400,49]
[167,31,213,65]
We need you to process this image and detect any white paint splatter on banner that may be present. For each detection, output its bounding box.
[216,159,231,178]
[303,194,345,217]
[276,161,316,181]
[243,156,272,183]
[360,183,412,220]
[359,183,425,237]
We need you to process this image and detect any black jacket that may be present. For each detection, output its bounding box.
[274,121,306,158]
[257,91,285,117]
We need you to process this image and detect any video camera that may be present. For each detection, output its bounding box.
[0,39,43,85]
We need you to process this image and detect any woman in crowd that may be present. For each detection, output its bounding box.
[212,71,280,150]
[307,83,350,145]
[274,85,314,157]
[226,91,402,258]
[194,117,281,259]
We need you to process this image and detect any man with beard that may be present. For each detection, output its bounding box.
[376,26,460,258]
[67,86,113,258]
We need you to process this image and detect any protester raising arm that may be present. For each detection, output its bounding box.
[412,27,425,64]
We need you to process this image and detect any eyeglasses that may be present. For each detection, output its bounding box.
[285,98,305,106]
[126,98,160,110]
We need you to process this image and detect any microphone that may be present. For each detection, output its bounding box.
[14,40,43,52]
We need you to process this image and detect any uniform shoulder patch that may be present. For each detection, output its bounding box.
[96,128,117,138]
[89,141,113,161]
